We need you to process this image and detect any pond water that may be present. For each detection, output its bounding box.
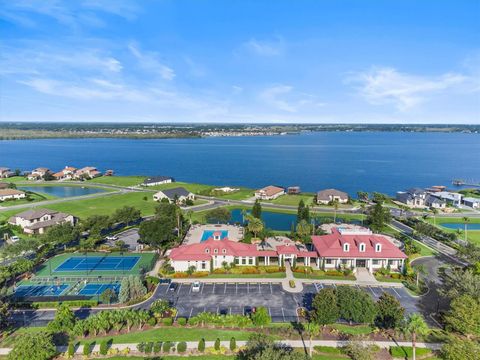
[440,223,480,231]
[19,186,106,198]
[229,209,361,231]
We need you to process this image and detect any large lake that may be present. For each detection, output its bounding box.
[1,132,479,194]
[19,186,105,198]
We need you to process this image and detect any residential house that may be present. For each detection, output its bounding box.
[434,191,463,207]
[27,167,51,180]
[153,187,195,204]
[463,197,480,209]
[254,185,285,200]
[52,166,77,180]
[316,189,349,205]
[395,188,427,208]
[142,176,174,186]
[311,228,407,273]
[168,227,406,273]
[75,167,101,179]
[287,186,301,195]
[0,183,9,190]
[9,208,76,235]
[0,189,26,201]
[0,167,14,178]
[425,194,446,209]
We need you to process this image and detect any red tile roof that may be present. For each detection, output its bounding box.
[311,228,407,259]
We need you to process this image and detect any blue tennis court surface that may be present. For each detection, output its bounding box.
[14,284,68,297]
[78,283,121,296]
[55,256,140,272]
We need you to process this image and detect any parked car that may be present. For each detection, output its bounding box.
[192,281,201,292]
[168,283,177,292]
[10,236,20,243]
[106,235,119,241]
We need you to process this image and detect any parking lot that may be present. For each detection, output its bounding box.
[108,228,141,250]
[156,281,420,323]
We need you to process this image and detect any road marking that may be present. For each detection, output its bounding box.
[281,308,286,322]
[268,307,272,317]
[258,283,261,293]
[212,283,215,294]
[189,308,193,318]
[270,283,273,294]
[164,285,169,294]
[188,284,192,295]
[216,306,219,315]
[178,283,182,294]
[236,283,238,294]
[224,283,227,294]
[200,283,205,294]
[368,286,377,296]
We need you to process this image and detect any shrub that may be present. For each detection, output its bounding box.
[177,341,187,353]
[177,317,187,326]
[198,338,205,352]
[147,316,157,326]
[162,317,173,326]
[83,343,92,356]
[153,342,162,353]
[230,337,236,351]
[214,338,221,351]
[173,272,189,278]
[145,342,153,353]
[289,280,295,288]
[99,340,108,355]
[163,341,172,353]
[137,342,145,353]
[67,342,75,357]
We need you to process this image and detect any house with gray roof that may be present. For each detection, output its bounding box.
[316,189,349,205]
[153,187,195,204]
[463,197,480,209]
[425,194,446,209]
[396,188,428,208]
[9,208,76,235]
[142,176,174,186]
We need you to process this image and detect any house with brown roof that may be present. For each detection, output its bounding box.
[0,189,26,201]
[316,189,349,205]
[254,185,285,200]
[27,167,51,180]
[0,183,9,190]
[75,167,102,179]
[9,208,76,234]
[0,167,15,178]
[53,166,77,180]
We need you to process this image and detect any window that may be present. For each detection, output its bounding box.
[222,249,226,254]
[343,243,350,252]
[375,244,382,252]
[326,259,332,264]
[201,262,206,269]
[234,258,239,264]
[372,260,379,265]
[214,249,218,254]
[205,249,210,253]
[248,258,253,265]
[341,259,348,265]
[359,243,366,252]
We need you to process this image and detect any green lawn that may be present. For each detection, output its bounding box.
[0,326,47,347]
[81,327,259,344]
[88,176,146,187]
[33,252,156,277]
[426,217,480,246]
[292,272,356,281]
[330,323,375,335]
[390,346,433,359]
[91,357,235,360]
[267,194,315,206]
[43,191,157,219]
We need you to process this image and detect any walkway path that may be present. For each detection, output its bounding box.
[281,261,303,293]
[0,339,442,356]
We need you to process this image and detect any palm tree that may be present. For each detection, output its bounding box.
[360,203,366,226]
[431,208,438,226]
[402,313,429,360]
[332,199,340,223]
[306,321,320,357]
[137,310,150,329]
[247,217,264,239]
[412,264,426,288]
[463,216,470,242]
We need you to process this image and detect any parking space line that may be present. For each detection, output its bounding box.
[188,284,192,295]
[200,283,205,294]
[212,283,215,294]
[178,283,183,293]
[270,283,273,294]
[247,283,249,294]
[189,308,193,318]
[224,283,227,294]
[391,287,401,298]
[268,307,271,317]
[165,285,169,294]
[258,283,261,293]
[216,306,219,315]
[368,286,377,296]
[236,283,238,294]
[281,308,286,322]
[229,307,232,315]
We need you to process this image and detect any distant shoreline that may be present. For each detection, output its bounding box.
[0,123,478,140]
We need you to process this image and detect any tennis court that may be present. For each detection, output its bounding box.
[55,256,140,272]
[78,283,121,296]
[14,284,69,297]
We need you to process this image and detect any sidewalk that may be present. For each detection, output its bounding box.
[0,339,442,356]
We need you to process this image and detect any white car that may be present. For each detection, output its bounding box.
[10,236,20,243]
[106,235,119,241]
[192,281,201,292]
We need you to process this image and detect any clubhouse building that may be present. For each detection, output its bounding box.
[168,227,406,273]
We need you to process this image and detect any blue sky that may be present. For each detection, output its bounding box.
[1,0,479,123]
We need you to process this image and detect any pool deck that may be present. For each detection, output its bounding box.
[184,224,244,245]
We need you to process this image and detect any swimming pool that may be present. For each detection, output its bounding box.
[201,230,228,242]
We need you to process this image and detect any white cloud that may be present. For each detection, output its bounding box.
[243,38,284,56]
[349,67,468,111]
[259,85,296,112]
[128,43,175,81]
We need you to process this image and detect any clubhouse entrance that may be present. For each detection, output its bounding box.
[356,259,366,268]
